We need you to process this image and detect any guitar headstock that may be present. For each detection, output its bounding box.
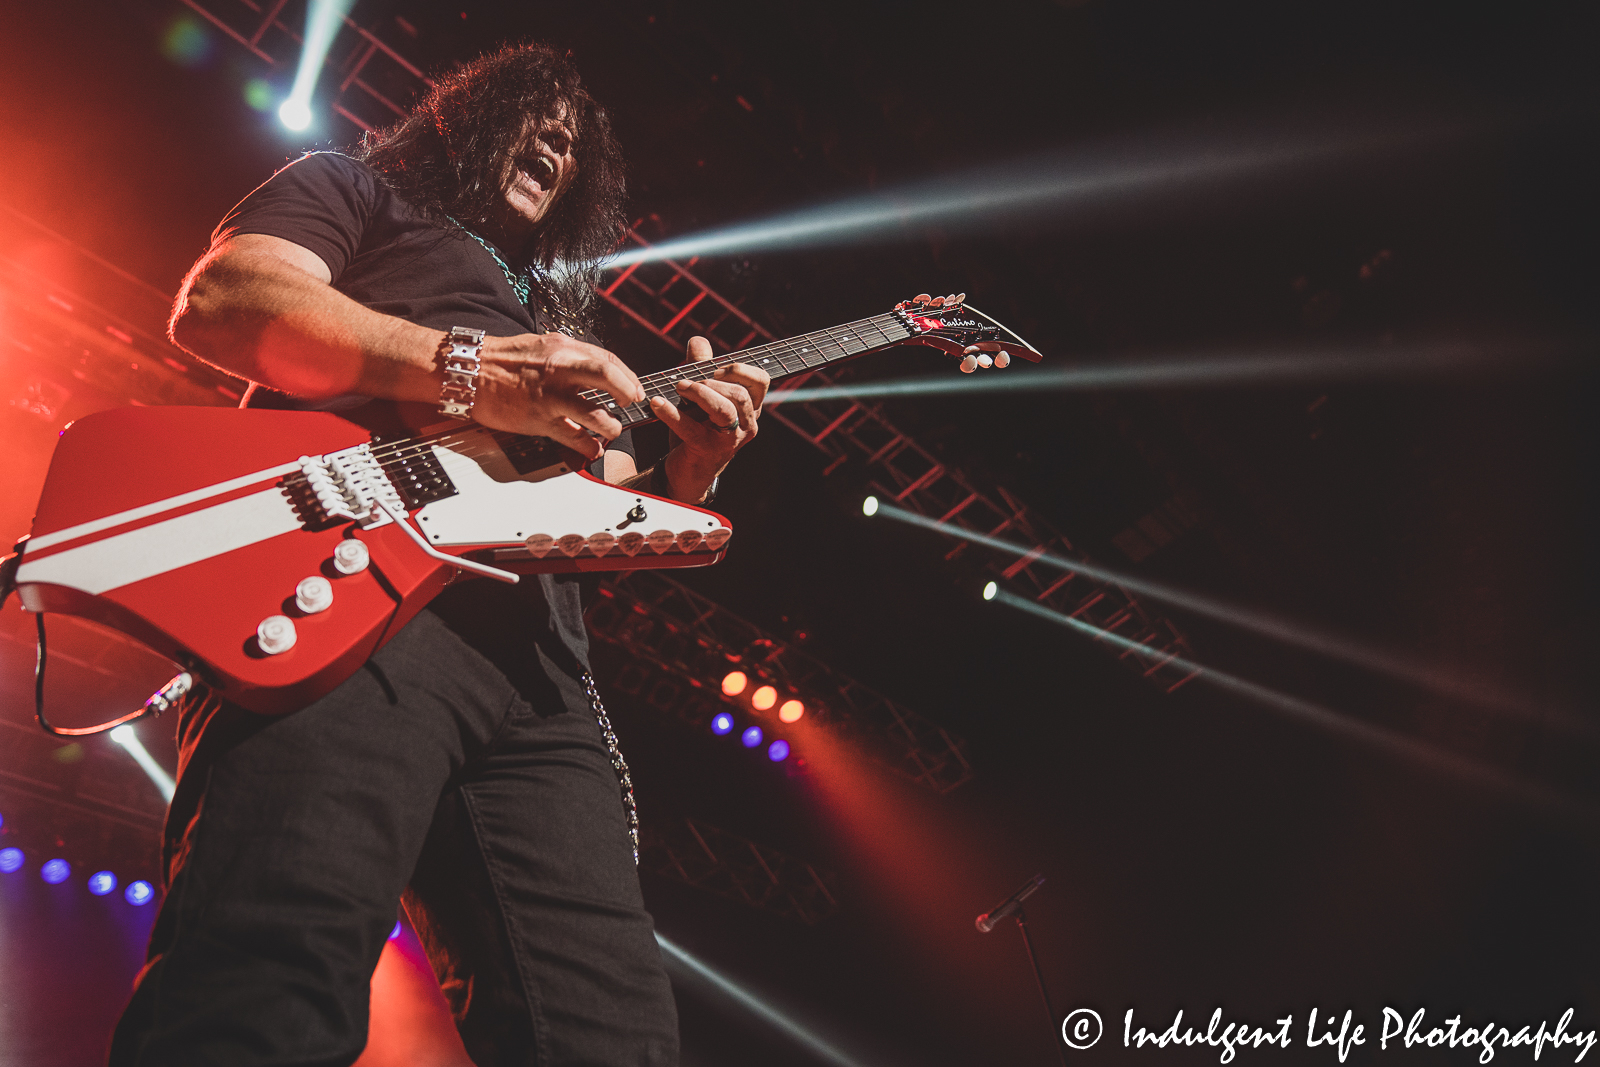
[893,293,1043,372]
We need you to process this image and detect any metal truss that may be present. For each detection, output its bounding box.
[179,0,431,133]
[640,815,839,926]
[178,0,1197,689]
[587,573,974,794]
[598,262,1201,692]
[595,228,777,356]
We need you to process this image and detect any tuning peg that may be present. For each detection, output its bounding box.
[959,354,978,373]
[976,354,993,369]
[954,293,966,304]
[928,295,945,307]
[913,292,932,304]
[994,352,1011,369]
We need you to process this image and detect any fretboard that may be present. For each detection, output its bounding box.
[580,312,914,430]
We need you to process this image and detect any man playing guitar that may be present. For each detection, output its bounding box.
[108,42,766,1067]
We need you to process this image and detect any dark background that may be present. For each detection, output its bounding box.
[1,1,1596,1065]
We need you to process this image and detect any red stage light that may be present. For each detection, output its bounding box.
[751,686,777,711]
[721,671,749,696]
[778,699,805,723]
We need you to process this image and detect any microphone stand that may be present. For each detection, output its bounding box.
[1012,906,1068,1067]
[976,874,1068,1065]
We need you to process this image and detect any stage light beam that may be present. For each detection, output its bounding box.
[654,934,872,1067]
[110,724,177,802]
[742,726,764,748]
[605,120,1475,269]
[751,686,778,711]
[721,670,749,696]
[0,847,24,873]
[277,0,356,133]
[711,712,735,735]
[779,699,805,723]
[278,98,313,131]
[88,871,118,896]
[125,880,155,906]
[873,502,1581,734]
[41,858,70,884]
[986,587,1597,824]
[766,342,1566,407]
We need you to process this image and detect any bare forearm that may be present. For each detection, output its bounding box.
[170,232,645,457]
[171,241,442,401]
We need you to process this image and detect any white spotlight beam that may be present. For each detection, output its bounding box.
[873,502,1586,735]
[988,589,1597,826]
[605,123,1471,269]
[655,934,874,1067]
[767,342,1573,405]
[109,725,176,802]
[278,0,357,130]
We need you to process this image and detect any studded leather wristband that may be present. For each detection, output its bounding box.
[437,326,486,420]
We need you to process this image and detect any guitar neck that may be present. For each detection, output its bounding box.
[582,312,915,431]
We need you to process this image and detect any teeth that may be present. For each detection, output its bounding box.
[537,157,555,176]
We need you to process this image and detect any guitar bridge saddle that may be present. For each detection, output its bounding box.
[293,445,408,529]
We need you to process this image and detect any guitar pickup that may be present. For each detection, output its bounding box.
[371,433,458,508]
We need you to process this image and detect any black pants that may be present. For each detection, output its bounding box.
[108,610,678,1066]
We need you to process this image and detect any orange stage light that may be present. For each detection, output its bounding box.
[751,685,777,711]
[778,699,805,723]
[721,671,749,696]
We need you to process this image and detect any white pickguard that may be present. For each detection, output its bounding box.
[415,436,727,554]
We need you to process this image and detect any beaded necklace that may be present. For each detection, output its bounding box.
[446,216,585,338]
[448,215,531,303]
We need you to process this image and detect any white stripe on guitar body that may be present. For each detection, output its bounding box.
[8,294,1034,712]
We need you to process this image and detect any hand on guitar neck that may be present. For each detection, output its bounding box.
[611,334,770,504]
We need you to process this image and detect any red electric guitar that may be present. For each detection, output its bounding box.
[5,295,1038,713]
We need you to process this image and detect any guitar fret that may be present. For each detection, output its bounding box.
[577,311,919,430]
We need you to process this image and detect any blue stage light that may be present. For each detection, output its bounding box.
[0,847,23,873]
[741,726,763,748]
[41,858,71,884]
[88,870,119,896]
[711,712,734,735]
[126,880,155,906]
[389,920,402,940]
[0,809,5,829]
[768,739,790,762]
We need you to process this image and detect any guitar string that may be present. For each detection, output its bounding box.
[575,314,907,428]
[360,317,926,479]
[360,311,939,473]
[361,310,952,472]
[363,315,908,469]
[361,315,900,466]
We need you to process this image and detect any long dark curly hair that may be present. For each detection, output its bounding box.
[356,42,627,322]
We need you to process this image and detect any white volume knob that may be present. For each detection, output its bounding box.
[296,576,333,613]
[257,615,297,655]
[333,539,369,574]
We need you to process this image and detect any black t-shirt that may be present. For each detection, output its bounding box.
[218,151,632,701]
